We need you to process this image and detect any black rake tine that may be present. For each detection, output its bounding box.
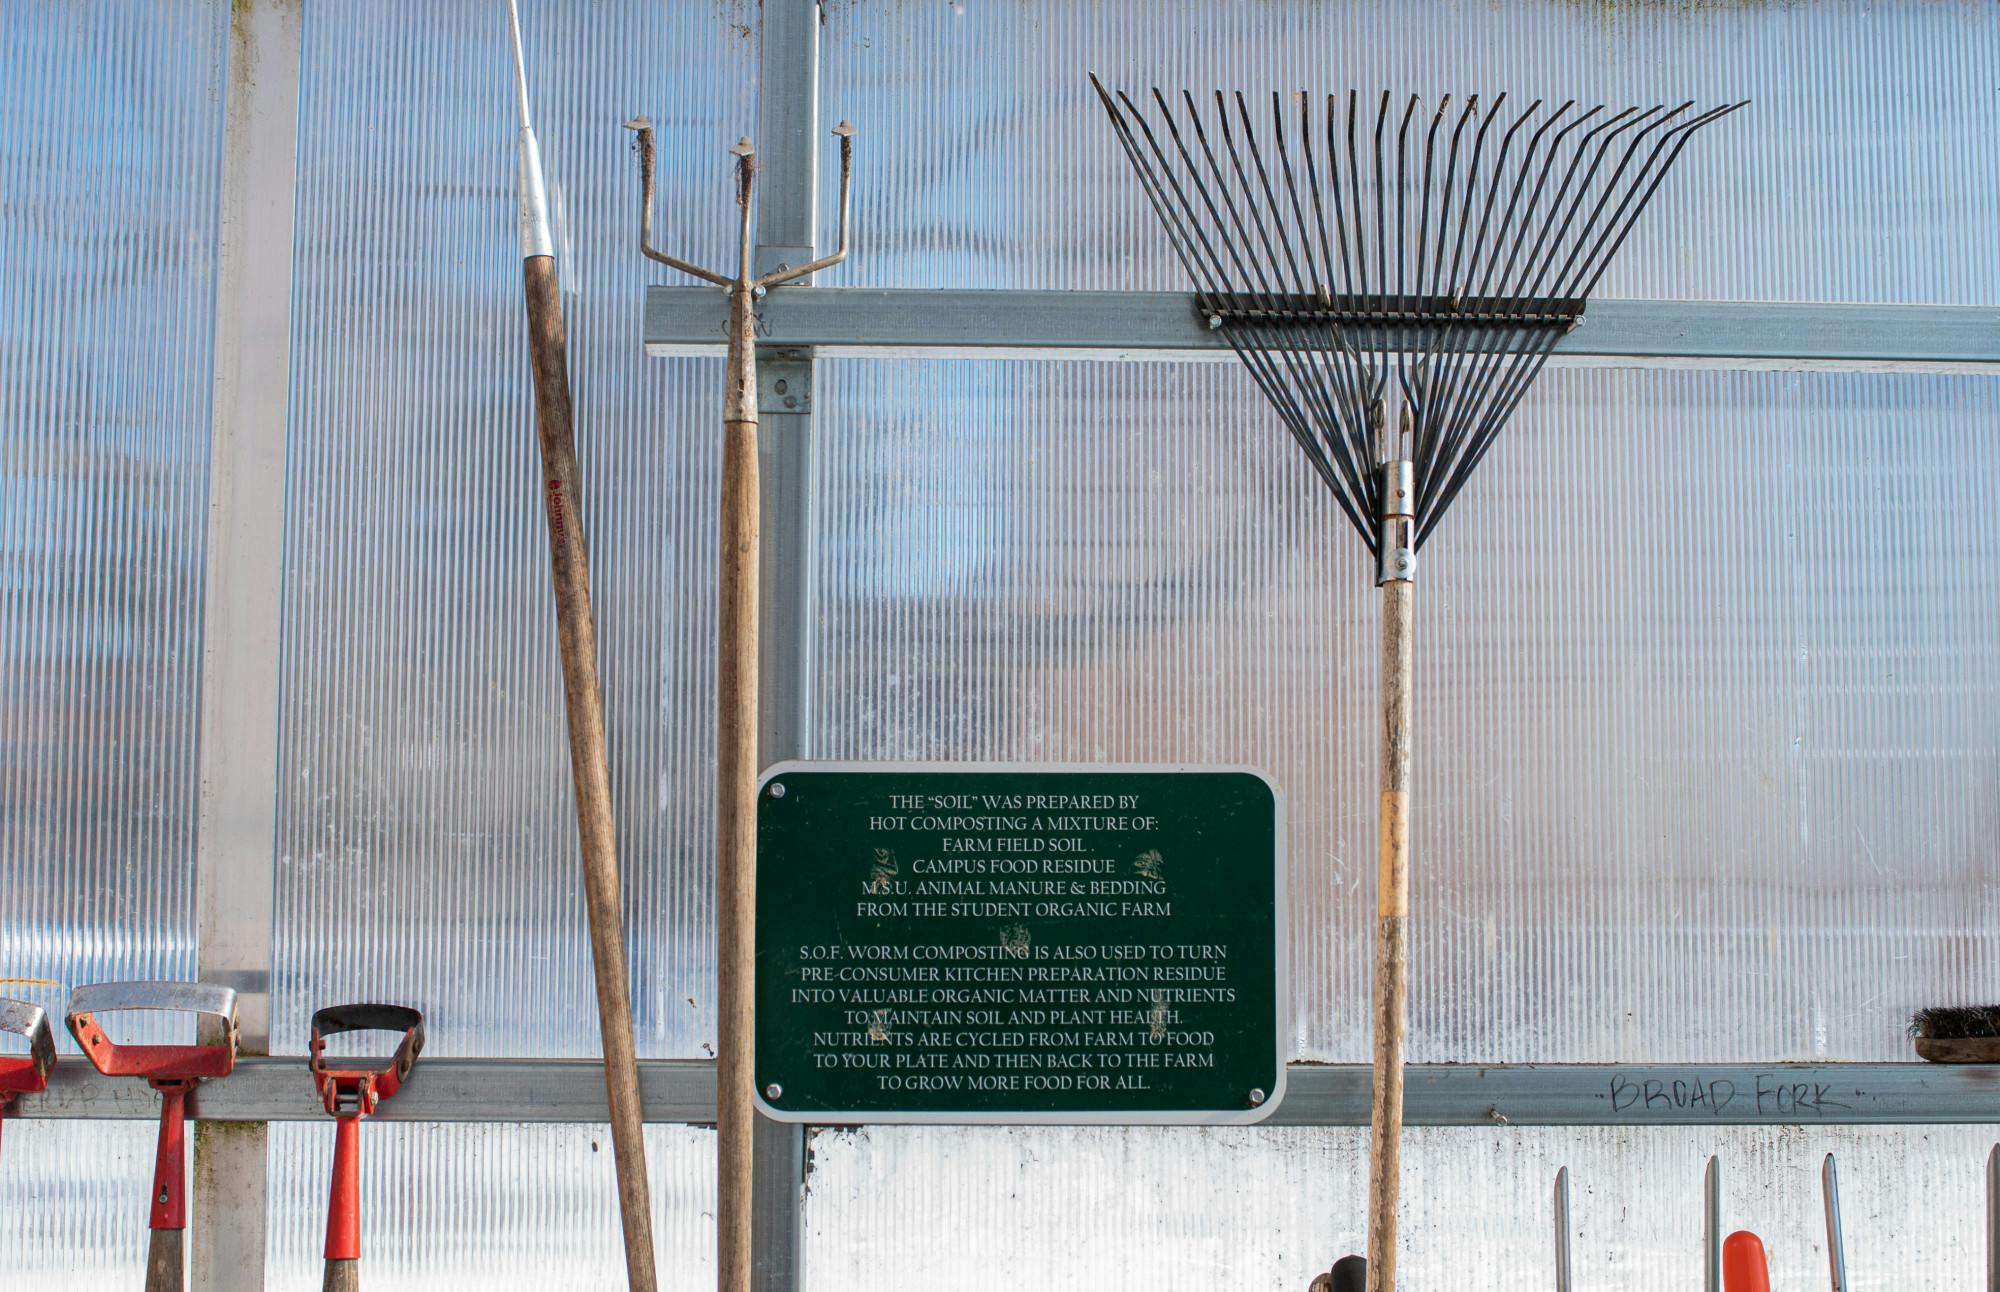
[1541,102,1693,300]
[1268,92,1328,302]
[1566,100,1749,300]
[1098,83,1368,534]
[1298,91,1339,304]
[1515,104,1664,301]
[1220,94,1380,520]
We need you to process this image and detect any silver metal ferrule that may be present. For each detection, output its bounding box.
[516,129,554,259]
[504,0,554,260]
[1377,458,1415,584]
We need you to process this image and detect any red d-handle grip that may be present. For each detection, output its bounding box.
[1723,1230,1771,1292]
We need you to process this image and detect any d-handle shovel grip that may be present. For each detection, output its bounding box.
[310,1003,425,1114]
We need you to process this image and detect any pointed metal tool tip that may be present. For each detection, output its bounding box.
[832,120,856,137]
[623,115,651,132]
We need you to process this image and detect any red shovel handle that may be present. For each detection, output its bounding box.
[1723,1230,1771,1292]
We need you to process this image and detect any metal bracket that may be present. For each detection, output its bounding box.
[758,350,812,415]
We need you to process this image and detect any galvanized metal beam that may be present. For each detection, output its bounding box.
[18,1061,1998,1127]
[190,2,302,1287]
[644,287,2000,372]
[748,5,822,1292]
[18,1058,714,1125]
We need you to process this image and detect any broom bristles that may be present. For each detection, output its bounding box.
[1909,1005,2000,1040]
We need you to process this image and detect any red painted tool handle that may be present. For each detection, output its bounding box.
[1723,1230,1771,1292]
[325,1114,361,1261]
[149,1084,188,1230]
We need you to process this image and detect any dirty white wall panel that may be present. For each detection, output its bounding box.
[823,0,2000,304]
[0,1,226,1285]
[801,1123,1996,1291]
[810,360,2000,1064]
[262,1123,716,1291]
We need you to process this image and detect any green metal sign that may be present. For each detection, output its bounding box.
[754,764,1284,1124]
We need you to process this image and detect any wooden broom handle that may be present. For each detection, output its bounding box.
[1367,577,1413,1292]
[522,253,658,1292]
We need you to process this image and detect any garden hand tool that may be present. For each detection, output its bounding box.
[503,4,654,1283]
[1094,82,1744,1291]
[66,981,237,1292]
[310,1004,425,1292]
[0,998,56,1163]
[624,104,854,1292]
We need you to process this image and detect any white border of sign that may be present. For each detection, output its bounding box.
[751,760,1289,1126]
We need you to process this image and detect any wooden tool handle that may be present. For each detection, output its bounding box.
[522,253,657,1292]
[1366,578,1413,1292]
[321,1258,360,1292]
[145,1228,182,1292]
[716,284,760,1292]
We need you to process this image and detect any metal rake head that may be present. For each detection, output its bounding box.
[1094,80,1745,555]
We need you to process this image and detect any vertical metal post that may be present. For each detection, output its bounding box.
[190,1,302,1287]
[749,4,822,1290]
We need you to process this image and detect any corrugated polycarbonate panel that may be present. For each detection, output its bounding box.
[801,1123,1997,1290]
[264,1122,715,1290]
[822,0,2000,303]
[0,1121,183,1291]
[0,3,223,1000]
[811,361,2000,1064]
[272,0,755,1059]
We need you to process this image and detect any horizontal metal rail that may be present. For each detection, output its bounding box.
[13,1060,1997,1126]
[643,287,2000,372]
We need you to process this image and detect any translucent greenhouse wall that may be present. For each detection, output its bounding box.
[1,1,1996,1289]
[0,0,227,1281]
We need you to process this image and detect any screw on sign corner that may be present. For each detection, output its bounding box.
[765,1084,783,1100]
[769,782,787,799]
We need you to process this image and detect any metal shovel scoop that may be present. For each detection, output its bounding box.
[0,998,56,1163]
[310,1003,424,1292]
[66,981,238,1292]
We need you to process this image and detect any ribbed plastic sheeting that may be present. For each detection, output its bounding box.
[822,0,2000,303]
[271,0,753,1061]
[811,360,2000,1064]
[263,1123,716,1290]
[0,2,225,1284]
[802,1123,1997,1290]
[0,1121,185,1291]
